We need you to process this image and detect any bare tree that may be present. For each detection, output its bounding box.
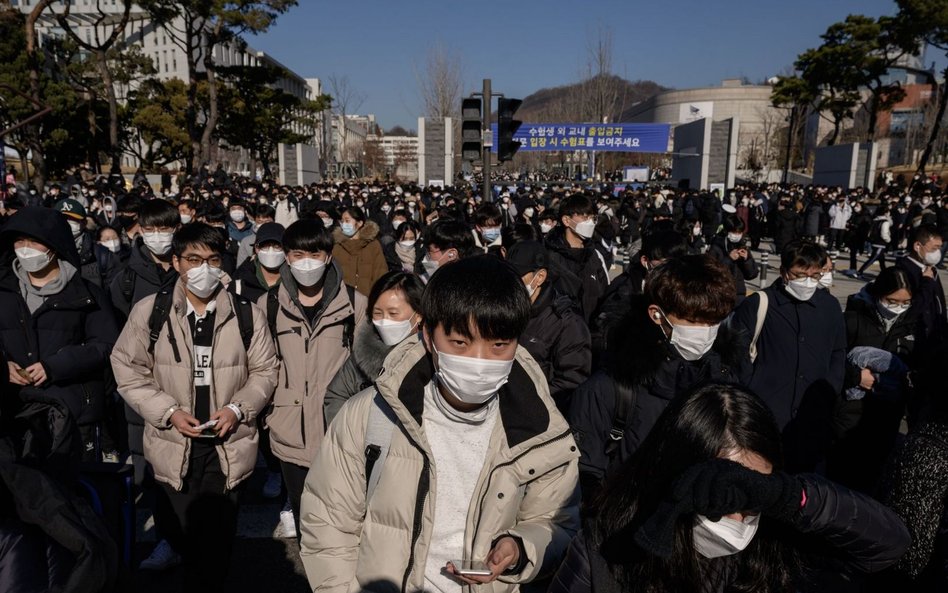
[416,41,463,120]
[577,25,626,123]
[326,74,365,174]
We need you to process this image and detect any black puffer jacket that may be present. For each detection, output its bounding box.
[843,289,918,390]
[588,262,647,363]
[545,226,610,323]
[80,243,128,289]
[0,208,119,426]
[707,235,758,304]
[107,238,178,319]
[521,284,591,413]
[875,421,948,592]
[230,257,278,302]
[569,297,749,495]
[550,475,911,593]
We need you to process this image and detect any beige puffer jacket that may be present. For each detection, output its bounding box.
[300,340,581,593]
[261,262,367,468]
[111,279,279,491]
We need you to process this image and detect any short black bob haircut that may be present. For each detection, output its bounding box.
[172,222,226,257]
[780,240,827,272]
[283,218,334,254]
[139,198,180,229]
[424,219,475,256]
[367,271,425,316]
[422,254,530,341]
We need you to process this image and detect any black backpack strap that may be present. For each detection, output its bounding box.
[343,284,357,350]
[266,289,283,360]
[232,293,254,352]
[120,267,136,305]
[147,290,180,363]
[605,379,636,460]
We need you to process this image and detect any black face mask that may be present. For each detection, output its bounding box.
[118,215,136,230]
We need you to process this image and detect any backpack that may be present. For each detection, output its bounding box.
[264,283,358,359]
[364,391,398,502]
[119,267,136,306]
[869,218,888,245]
[604,380,636,462]
[146,290,254,363]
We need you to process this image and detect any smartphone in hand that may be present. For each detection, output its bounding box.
[194,419,219,438]
[450,560,492,577]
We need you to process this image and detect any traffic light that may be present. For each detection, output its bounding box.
[497,97,523,163]
[461,98,482,162]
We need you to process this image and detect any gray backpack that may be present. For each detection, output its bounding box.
[363,391,398,501]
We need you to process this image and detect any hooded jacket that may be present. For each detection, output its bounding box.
[108,238,178,319]
[260,261,367,468]
[332,220,389,296]
[570,296,748,494]
[299,340,581,593]
[111,279,279,491]
[544,226,610,324]
[843,288,918,390]
[0,207,119,427]
[707,235,759,303]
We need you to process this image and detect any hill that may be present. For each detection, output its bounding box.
[516,74,668,123]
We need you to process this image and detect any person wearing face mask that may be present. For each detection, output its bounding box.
[571,255,747,499]
[707,215,758,305]
[551,383,910,593]
[225,201,253,243]
[896,224,948,343]
[261,218,367,540]
[731,241,845,472]
[420,219,475,281]
[507,241,591,414]
[856,204,893,279]
[300,255,580,593]
[273,189,299,228]
[544,194,610,324]
[112,223,278,585]
[382,219,425,273]
[81,225,128,289]
[324,271,424,426]
[825,267,918,494]
[109,198,180,319]
[0,207,120,463]
[331,206,389,297]
[472,203,505,252]
[828,197,853,252]
[230,222,285,301]
[235,204,276,268]
[54,198,95,269]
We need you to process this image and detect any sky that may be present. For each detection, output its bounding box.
[248,0,936,132]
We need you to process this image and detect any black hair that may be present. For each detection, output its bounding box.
[538,211,557,223]
[138,198,180,228]
[867,267,913,300]
[422,254,530,341]
[780,240,826,272]
[95,225,120,242]
[341,206,367,224]
[283,218,334,254]
[172,222,226,256]
[117,194,143,215]
[396,220,422,242]
[592,383,795,593]
[722,214,746,234]
[253,204,276,219]
[909,223,941,248]
[646,254,735,322]
[474,203,502,227]
[201,202,228,225]
[367,271,424,317]
[424,219,475,256]
[178,199,196,212]
[642,230,687,262]
[502,223,538,249]
[558,193,595,219]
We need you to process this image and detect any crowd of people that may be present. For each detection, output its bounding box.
[1,168,948,593]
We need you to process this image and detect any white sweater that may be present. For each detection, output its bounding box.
[422,380,499,593]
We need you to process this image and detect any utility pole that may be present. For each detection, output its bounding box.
[482,78,492,203]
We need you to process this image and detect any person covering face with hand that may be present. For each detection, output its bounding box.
[299,255,580,593]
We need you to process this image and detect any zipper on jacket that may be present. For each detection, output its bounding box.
[470,428,574,549]
[401,453,431,593]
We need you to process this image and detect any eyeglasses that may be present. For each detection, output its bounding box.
[180,255,223,268]
[786,270,824,282]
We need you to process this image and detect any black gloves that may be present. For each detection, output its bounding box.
[634,459,803,558]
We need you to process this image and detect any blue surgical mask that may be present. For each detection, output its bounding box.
[341,223,357,237]
[481,227,501,242]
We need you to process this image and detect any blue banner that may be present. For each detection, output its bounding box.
[491,122,670,153]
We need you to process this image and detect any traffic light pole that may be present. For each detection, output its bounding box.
[482,78,492,203]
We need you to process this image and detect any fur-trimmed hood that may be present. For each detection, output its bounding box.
[605,295,748,393]
[351,319,395,380]
[333,219,380,247]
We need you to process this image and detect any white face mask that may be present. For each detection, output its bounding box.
[68,220,83,237]
[920,248,942,266]
[320,217,333,228]
[819,271,833,289]
[659,311,719,361]
[398,240,415,248]
[257,248,285,270]
[727,233,743,243]
[572,218,596,239]
[101,240,121,253]
[392,220,404,230]
[15,246,52,273]
[180,213,192,225]
[540,223,554,234]
[785,277,819,301]
[186,263,222,299]
[879,300,910,318]
[373,315,418,346]
[143,231,173,256]
[433,346,514,405]
[693,514,760,559]
[230,210,246,223]
[290,257,327,287]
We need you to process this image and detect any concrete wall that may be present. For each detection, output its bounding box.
[812,143,877,189]
[418,117,454,186]
[672,119,711,189]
